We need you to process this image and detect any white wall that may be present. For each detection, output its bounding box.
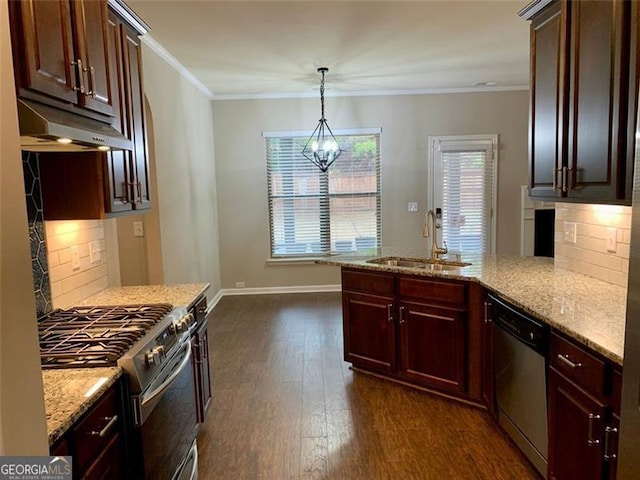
[0,0,48,454]
[213,90,529,289]
[115,43,222,299]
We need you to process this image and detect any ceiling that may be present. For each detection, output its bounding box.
[126,0,531,99]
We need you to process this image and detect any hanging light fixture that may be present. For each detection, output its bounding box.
[302,67,343,172]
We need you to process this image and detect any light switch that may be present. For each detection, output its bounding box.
[89,240,101,265]
[408,202,418,212]
[133,221,144,237]
[70,245,80,270]
[563,222,577,244]
[606,227,617,253]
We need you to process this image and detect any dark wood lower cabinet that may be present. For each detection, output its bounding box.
[548,367,606,480]
[191,296,212,423]
[398,301,465,393]
[50,380,125,480]
[343,291,395,374]
[341,268,470,398]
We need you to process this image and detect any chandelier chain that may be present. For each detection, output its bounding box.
[320,69,325,120]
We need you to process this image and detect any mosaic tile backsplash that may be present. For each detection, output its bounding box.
[23,151,52,316]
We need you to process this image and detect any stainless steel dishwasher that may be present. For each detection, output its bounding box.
[490,294,549,477]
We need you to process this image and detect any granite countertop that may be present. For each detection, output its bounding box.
[82,283,210,309]
[318,249,627,365]
[43,367,122,446]
[43,282,210,446]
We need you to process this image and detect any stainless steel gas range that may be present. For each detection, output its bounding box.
[38,303,199,480]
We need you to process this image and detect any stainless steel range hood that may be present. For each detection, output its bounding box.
[18,99,133,152]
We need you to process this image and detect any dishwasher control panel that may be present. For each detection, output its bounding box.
[488,294,549,355]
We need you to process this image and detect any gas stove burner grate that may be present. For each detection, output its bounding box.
[38,303,173,368]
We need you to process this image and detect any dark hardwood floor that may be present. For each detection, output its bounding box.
[197,292,539,480]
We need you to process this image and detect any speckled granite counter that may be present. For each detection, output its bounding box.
[43,283,209,446]
[82,283,210,309]
[318,250,627,365]
[43,367,122,445]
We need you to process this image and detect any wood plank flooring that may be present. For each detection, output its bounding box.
[197,292,540,480]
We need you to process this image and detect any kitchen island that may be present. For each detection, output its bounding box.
[318,251,626,365]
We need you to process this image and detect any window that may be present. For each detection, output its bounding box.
[429,135,497,254]
[265,129,381,258]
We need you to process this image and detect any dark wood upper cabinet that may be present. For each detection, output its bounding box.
[9,0,77,105]
[72,0,115,116]
[522,0,636,204]
[35,6,152,220]
[528,0,567,199]
[9,0,116,118]
[122,25,151,210]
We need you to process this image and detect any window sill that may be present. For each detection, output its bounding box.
[266,256,334,266]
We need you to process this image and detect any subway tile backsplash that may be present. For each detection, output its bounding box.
[45,220,109,309]
[554,202,631,288]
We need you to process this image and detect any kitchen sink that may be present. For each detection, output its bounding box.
[366,257,471,270]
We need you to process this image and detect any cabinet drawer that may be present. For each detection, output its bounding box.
[342,269,394,296]
[71,386,120,475]
[550,333,606,397]
[397,276,466,305]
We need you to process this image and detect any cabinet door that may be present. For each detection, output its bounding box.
[10,0,78,104]
[82,432,123,480]
[605,414,620,480]
[122,26,151,211]
[342,291,396,374]
[566,0,629,202]
[104,13,131,213]
[548,367,606,480]
[529,0,567,199]
[398,301,465,393]
[72,0,114,116]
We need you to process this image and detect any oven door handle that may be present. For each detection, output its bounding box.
[140,341,192,409]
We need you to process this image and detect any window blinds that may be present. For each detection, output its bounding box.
[438,142,495,254]
[265,132,381,257]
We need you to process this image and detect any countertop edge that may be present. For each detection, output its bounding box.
[45,367,123,446]
[320,258,624,366]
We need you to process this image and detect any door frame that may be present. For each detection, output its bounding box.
[427,134,498,255]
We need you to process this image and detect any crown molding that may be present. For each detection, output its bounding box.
[212,84,529,101]
[141,35,215,100]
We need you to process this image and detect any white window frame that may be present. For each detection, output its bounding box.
[263,127,382,259]
[427,134,498,255]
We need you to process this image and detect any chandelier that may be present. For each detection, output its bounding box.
[302,67,343,172]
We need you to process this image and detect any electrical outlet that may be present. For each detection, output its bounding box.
[606,227,617,253]
[89,240,101,265]
[133,221,144,237]
[70,245,80,270]
[235,282,245,288]
[408,202,418,212]
[563,222,577,244]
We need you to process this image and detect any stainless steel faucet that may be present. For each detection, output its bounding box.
[423,210,448,261]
